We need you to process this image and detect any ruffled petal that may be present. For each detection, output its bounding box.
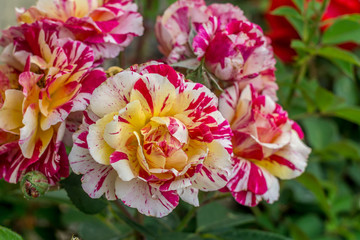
[115,178,179,217]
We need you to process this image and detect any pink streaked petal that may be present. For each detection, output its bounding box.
[258,130,311,180]
[82,165,118,200]
[177,187,199,207]
[87,112,116,165]
[218,84,241,123]
[90,70,140,118]
[193,17,219,59]
[150,116,189,144]
[130,74,178,117]
[63,111,84,147]
[231,173,279,207]
[140,63,184,89]
[227,157,277,198]
[207,3,247,29]
[115,178,179,217]
[69,127,117,200]
[192,141,232,191]
[110,151,136,181]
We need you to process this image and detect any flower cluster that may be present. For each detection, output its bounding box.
[0,0,311,217]
[156,0,277,99]
[0,0,143,184]
[16,0,144,61]
[156,0,311,208]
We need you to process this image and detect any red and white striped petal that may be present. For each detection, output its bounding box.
[227,157,279,206]
[193,140,231,191]
[257,130,311,179]
[115,178,179,217]
[178,187,199,207]
[90,71,140,118]
[69,121,117,200]
[130,74,178,118]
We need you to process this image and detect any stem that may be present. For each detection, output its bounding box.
[114,200,137,223]
[175,206,197,232]
[286,59,309,108]
[135,211,145,240]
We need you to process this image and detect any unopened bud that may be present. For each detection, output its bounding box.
[20,171,49,199]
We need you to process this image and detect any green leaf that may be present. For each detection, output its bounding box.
[196,202,255,233]
[334,76,357,105]
[290,224,311,240]
[323,19,360,45]
[61,173,108,214]
[315,86,344,112]
[329,58,354,78]
[272,6,304,37]
[186,64,206,85]
[78,218,120,240]
[317,46,360,66]
[325,140,360,160]
[272,6,301,18]
[291,40,308,51]
[158,232,202,240]
[329,106,360,125]
[296,173,331,217]
[294,214,323,237]
[292,0,305,13]
[220,229,291,240]
[0,226,23,240]
[301,117,339,149]
[112,202,156,239]
[171,58,200,70]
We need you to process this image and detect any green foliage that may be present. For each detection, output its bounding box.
[196,202,255,233]
[2,0,360,239]
[61,173,108,215]
[0,226,23,240]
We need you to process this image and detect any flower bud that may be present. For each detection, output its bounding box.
[20,171,49,199]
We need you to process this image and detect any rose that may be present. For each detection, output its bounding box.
[0,20,106,184]
[156,2,277,99]
[69,62,233,217]
[16,0,144,60]
[219,84,311,206]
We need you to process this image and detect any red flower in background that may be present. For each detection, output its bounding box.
[265,0,360,63]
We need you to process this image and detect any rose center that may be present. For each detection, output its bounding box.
[141,118,189,171]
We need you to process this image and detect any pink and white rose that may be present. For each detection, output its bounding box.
[69,62,233,217]
[0,20,106,184]
[16,0,144,60]
[219,84,311,206]
[156,2,277,98]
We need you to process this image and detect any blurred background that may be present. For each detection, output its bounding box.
[0,0,35,29]
[1,0,360,240]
